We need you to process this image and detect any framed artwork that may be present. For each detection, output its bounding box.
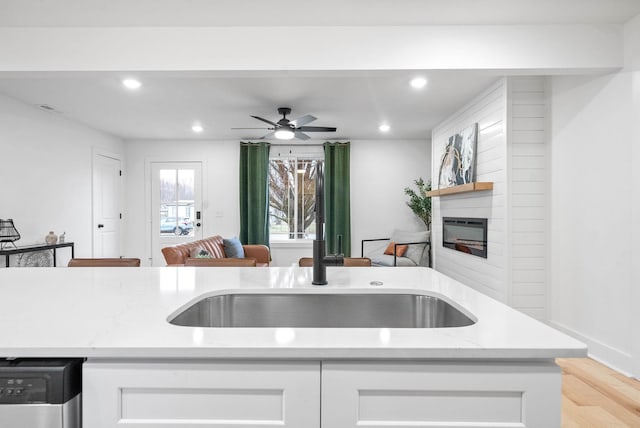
[438,123,478,189]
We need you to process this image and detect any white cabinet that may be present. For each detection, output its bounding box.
[84,359,561,428]
[321,360,561,428]
[83,359,320,428]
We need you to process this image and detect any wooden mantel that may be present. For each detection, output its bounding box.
[426,182,493,197]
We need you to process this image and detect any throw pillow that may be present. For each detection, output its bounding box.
[384,242,408,257]
[390,229,430,265]
[223,237,245,258]
[189,247,211,258]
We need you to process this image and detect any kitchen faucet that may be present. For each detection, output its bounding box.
[313,162,344,285]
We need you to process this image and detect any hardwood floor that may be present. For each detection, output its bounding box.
[558,358,640,427]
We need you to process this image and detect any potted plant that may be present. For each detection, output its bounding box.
[404,178,431,229]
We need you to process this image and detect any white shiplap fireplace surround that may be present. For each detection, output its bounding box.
[432,77,547,320]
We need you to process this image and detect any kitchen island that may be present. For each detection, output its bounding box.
[0,266,585,427]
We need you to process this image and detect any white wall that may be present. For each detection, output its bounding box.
[124,138,430,266]
[431,77,549,319]
[351,139,431,258]
[548,14,640,377]
[549,73,633,373]
[432,79,508,302]
[0,93,124,265]
[507,77,548,320]
[124,139,240,266]
[629,13,640,379]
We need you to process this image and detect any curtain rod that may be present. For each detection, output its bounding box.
[270,143,349,147]
[242,142,348,147]
[270,143,324,147]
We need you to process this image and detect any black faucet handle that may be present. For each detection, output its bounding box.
[323,254,344,266]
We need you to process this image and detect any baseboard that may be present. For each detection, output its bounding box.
[549,320,636,378]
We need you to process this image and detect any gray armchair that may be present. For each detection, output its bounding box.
[361,230,430,267]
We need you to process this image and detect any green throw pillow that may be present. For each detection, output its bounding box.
[190,247,211,258]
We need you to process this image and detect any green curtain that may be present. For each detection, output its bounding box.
[239,142,270,246]
[323,142,351,256]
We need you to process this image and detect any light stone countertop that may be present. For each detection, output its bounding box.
[0,266,586,359]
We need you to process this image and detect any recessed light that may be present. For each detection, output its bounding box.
[378,124,391,133]
[410,77,428,89]
[122,78,142,90]
[191,124,204,133]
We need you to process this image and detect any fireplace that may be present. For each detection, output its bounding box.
[442,217,488,258]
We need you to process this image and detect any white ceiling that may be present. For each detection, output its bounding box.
[1,0,638,141]
[1,0,640,26]
[0,71,501,141]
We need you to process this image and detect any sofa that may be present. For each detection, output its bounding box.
[161,235,270,266]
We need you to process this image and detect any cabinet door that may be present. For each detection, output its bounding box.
[84,359,320,428]
[322,360,561,428]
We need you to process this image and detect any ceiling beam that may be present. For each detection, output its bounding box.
[0,25,623,73]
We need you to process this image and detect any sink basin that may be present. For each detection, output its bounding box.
[169,293,475,328]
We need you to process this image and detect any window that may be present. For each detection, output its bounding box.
[159,168,195,237]
[269,156,320,241]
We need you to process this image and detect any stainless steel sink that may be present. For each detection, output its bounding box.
[169,293,475,328]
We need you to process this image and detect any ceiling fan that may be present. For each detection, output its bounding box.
[232,107,337,140]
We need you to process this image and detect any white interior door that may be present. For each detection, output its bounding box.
[151,162,203,266]
[93,153,122,257]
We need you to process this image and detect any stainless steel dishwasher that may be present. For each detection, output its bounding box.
[0,358,82,428]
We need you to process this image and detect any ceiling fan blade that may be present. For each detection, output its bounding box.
[251,115,278,127]
[294,131,311,141]
[231,127,271,130]
[290,114,316,127]
[260,131,275,139]
[297,126,337,133]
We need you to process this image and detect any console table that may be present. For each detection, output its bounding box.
[0,242,75,268]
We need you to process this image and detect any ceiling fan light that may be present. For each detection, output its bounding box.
[274,128,295,140]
